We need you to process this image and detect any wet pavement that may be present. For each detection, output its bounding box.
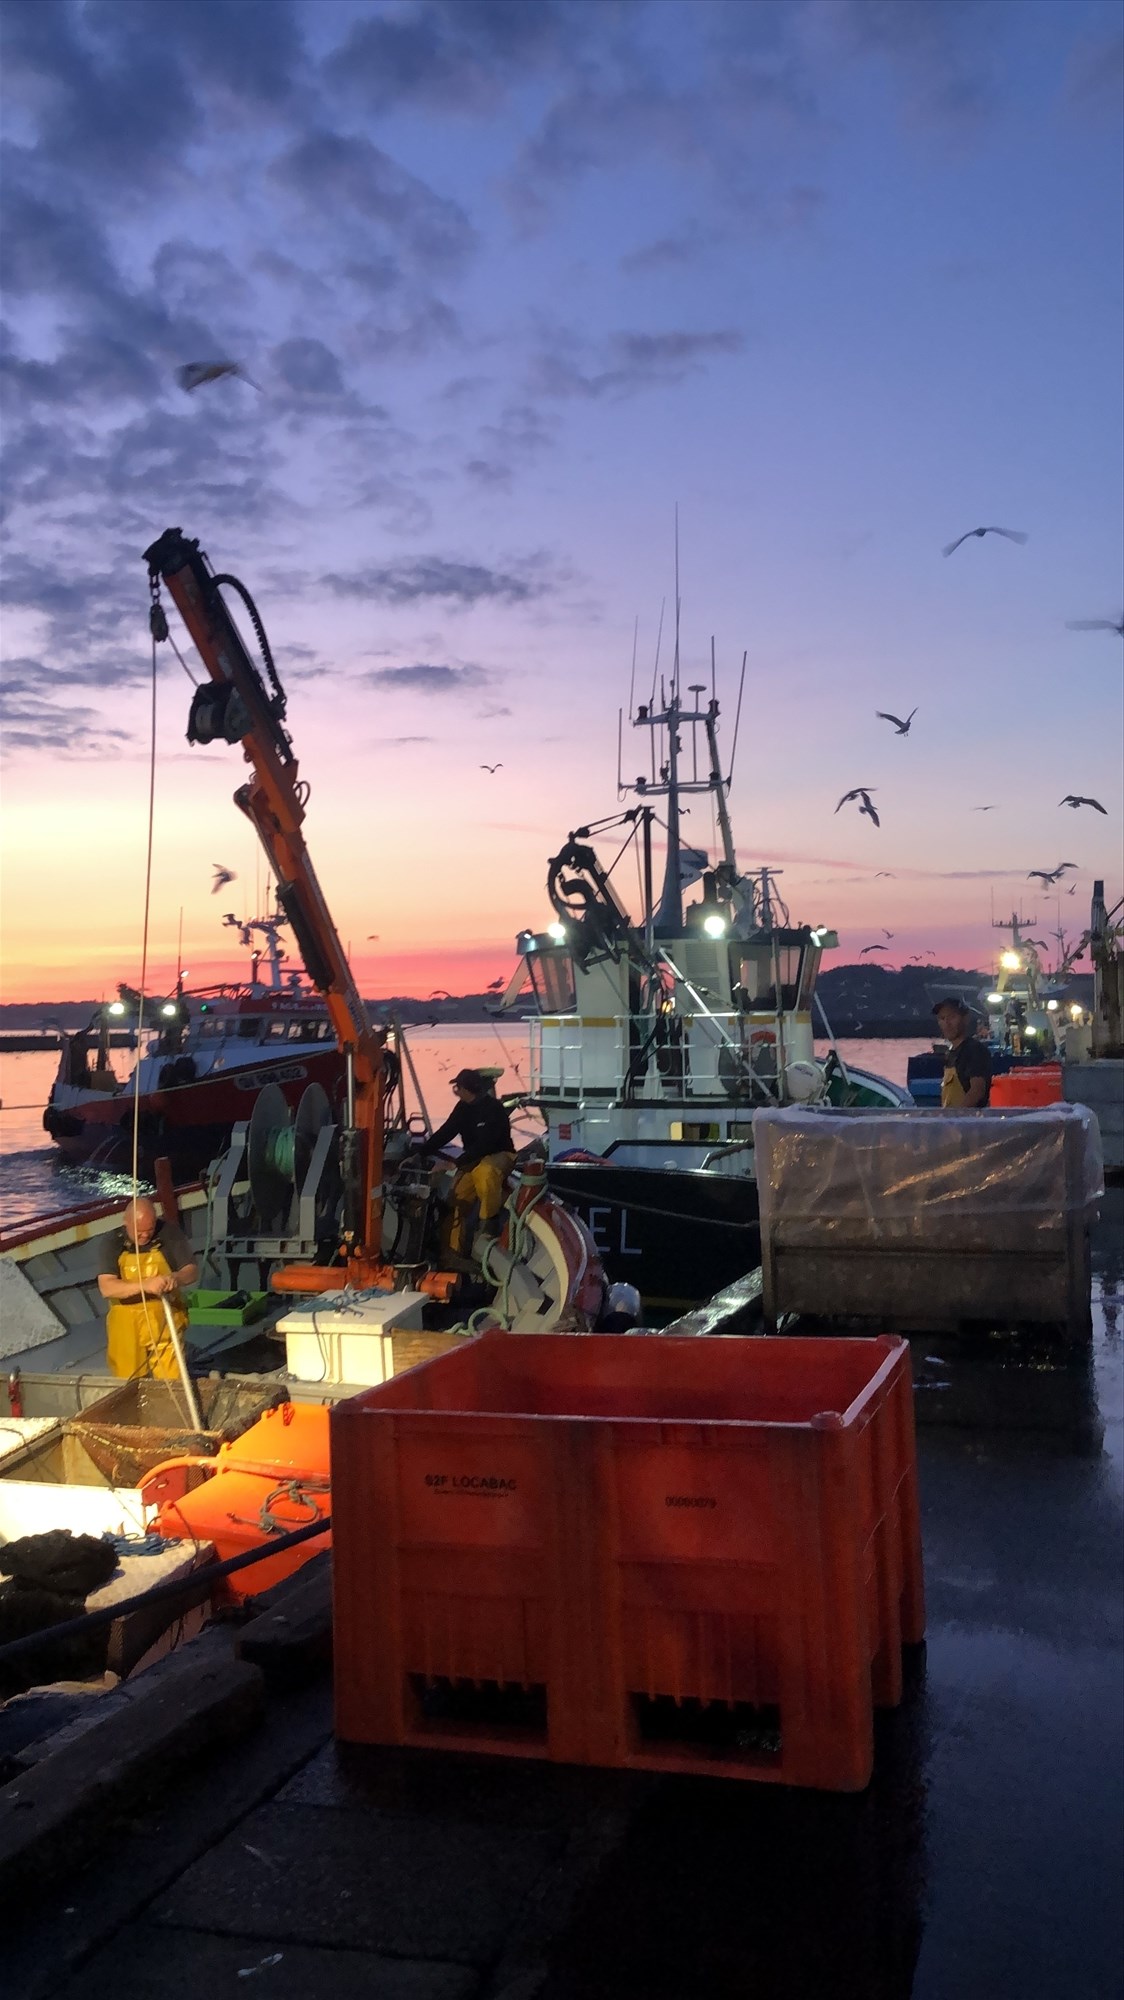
[6,1192,1123,2000]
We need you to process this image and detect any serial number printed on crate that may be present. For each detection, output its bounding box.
[665,1494,718,1508]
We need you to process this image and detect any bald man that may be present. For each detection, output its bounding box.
[97,1197,198,1378]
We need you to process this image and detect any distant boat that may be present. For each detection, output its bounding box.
[42,905,344,1173]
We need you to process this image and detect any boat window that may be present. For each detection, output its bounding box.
[266,1019,288,1040]
[287,1020,309,1040]
[527,951,576,1013]
[237,1018,263,1039]
[737,933,806,1014]
[796,945,820,1013]
[316,1021,335,1040]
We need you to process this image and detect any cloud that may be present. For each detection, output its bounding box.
[464,401,556,488]
[0,687,133,757]
[1064,30,1124,117]
[323,0,571,115]
[360,663,490,694]
[322,556,553,607]
[357,296,463,360]
[530,325,744,400]
[620,230,715,275]
[270,131,476,272]
[271,337,345,398]
[813,0,1003,127]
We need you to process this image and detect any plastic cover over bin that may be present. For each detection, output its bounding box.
[753,1104,1102,1337]
[754,1104,1103,1244]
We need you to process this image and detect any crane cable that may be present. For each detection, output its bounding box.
[130,623,162,1364]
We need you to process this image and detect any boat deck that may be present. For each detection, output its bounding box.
[3,1192,1122,1999]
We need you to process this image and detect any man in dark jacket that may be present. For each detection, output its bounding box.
[415,1070,515,1252]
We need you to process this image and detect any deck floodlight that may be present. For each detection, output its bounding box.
[1070,1003,1083,1020]
[986,992,1004,1004]
[161,1002,178,1017]
[702,913,727,939]
[1000,951,1021,971]
[1046,999,1059,1012]
[547,922,567,943]
[108,1001,127,1017]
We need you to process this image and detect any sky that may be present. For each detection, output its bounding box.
[1,0,1121,1006]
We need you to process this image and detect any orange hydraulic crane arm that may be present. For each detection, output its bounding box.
[144,527,387,1269]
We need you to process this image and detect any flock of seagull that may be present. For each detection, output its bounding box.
[832,524,1119,962]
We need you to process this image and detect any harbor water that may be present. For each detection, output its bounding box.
[0,1031,931,1233]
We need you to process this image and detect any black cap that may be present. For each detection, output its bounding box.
[452,1068,485,1092]
[932,996,973,1019]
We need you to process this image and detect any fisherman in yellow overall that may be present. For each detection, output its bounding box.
[412,1070,515,1256]
[96,1197,198,1378]
[932,998,993,1108]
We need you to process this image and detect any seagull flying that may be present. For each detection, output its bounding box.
[1028,863,1078,886]
[480,763,503,774]
[874,870,896,878]
[836,787,880,826]
[1059,795,1107,814]
[177,361,261,393]
[883,930,895,939]
[486,977,505,991]
[972,805,997,812]
[876,708,918,735]
[211,864,236,894]
[1066,617,1124,636]
[860,944,887,955]
[366,934,380,940]
[428,989,452,1000]
[942,525,1029,558]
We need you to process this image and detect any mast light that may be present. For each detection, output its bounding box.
[547,922,567,944]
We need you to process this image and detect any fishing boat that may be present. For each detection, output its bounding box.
[494,666,908,1310]
[42,903,344,1173]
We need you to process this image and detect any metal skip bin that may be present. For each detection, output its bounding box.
[330,1331,924,1791]
[754,1104,1105,1340]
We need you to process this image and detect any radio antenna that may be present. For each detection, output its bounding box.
[729,649,748,779]
[649,596,665,708]
[710,635,716,705]
[668,504,680,708]
[628,615,638,722]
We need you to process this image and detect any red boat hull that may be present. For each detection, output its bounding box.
[44,1047,346,1172]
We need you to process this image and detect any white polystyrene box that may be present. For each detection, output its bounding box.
[279,1290,426,1387]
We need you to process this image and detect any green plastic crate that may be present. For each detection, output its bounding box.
[185,1288,272,1329]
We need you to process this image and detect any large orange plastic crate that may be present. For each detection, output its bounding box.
[331,1333,924,1790]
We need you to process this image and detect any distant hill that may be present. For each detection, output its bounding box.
[816,962,1094,1036]
[1,964,1095,1041]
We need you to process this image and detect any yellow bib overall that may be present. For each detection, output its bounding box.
[940,1061,970,1108]
[105,1243,186,1379]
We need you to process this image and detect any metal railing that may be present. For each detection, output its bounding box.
[528,1012,780,1103]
